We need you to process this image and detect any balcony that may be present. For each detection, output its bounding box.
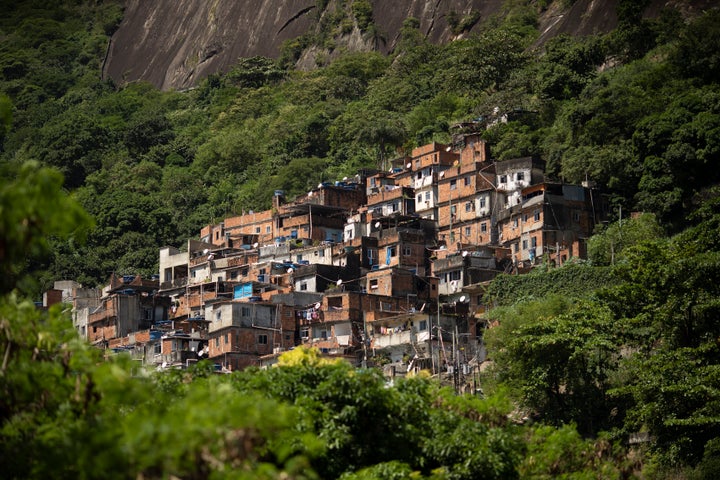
[413,175,436,189]
[372,329,413,348]
[160,277,188,290]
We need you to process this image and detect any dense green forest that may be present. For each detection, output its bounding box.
[2,0,720,478]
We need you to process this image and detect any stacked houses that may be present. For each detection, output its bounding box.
[54,129,606,380]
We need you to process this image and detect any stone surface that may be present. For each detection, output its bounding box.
[102,0,716,91]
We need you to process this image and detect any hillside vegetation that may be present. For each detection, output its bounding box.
[2,0,720,477]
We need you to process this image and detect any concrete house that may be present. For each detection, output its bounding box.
[87,274,168,347]
[205,299,283,371]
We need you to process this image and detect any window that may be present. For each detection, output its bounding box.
[300,328,309,338]
[241,306,251,316]
[464,176,471,186]
[403,245,412,256]
[215,337,219,347]
[425,191,430,201]
[465,226,471,237]
[513,243,518,253]
[255,226,261,234]
[450,231,455,243]
[215,310,221,321]
[450,179,457,190]
[448,270,461,281]
[154,343,161,354]
[318,249,324,258]
[522,240,528,250]
[300,282,308,291]
[266,225,271,233]
[392,202,399,212]
[523,214,528,222]
[531,237,537,248]
[230,270,238,280]
[481,222,487,233]
[479,197,486,209]
[451,205,457,215]
[499,175,507,184]
[297,254,303,262]
[419,320,428,331]
[465,202,472,212]
[573,211,581,221]
[370,279,378,290]
[513,218,519,228]
[389,246,397,257]
[258,334,268,345]
[367,249,376,265]
[517,171,525,181]
[417,171,422,180]
[534,210,541,221]
[224,333,229,344]
[417,194,422,203]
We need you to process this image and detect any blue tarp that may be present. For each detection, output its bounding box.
[234,283,253,299]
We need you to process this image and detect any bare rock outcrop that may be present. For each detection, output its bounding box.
[103,0,717,91]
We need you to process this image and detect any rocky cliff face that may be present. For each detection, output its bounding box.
[103,0,716,91]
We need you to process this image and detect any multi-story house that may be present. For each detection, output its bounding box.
[498,182,604,266]
[494,156,546,209]
[292,263,361,294]
[365,183,416,224]
[205,299,287,371]
[366,266,438,304]
[431,246,510,297]
[436,138,496,253]
[87,274,169,347]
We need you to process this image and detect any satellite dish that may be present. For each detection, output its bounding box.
[318,183,323,188]
[406,162,411,169]
[308,192,313,197]
[462,251,469,257]
[314,302,321,309]
[253,242,259,248]
[446,146,452,152]
[202,249,209,255]
[287,268,294,274]
[439,171,445,178]
[343,176,348,181]
[336,279,343,286]
[197,350,203,357]
[161,362,167,369]
[374,221,381,228]
[459,295,467,303]
[207,253,214,260]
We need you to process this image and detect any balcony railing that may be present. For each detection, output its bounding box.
[372,330,413,348]
[160,277,188,290]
